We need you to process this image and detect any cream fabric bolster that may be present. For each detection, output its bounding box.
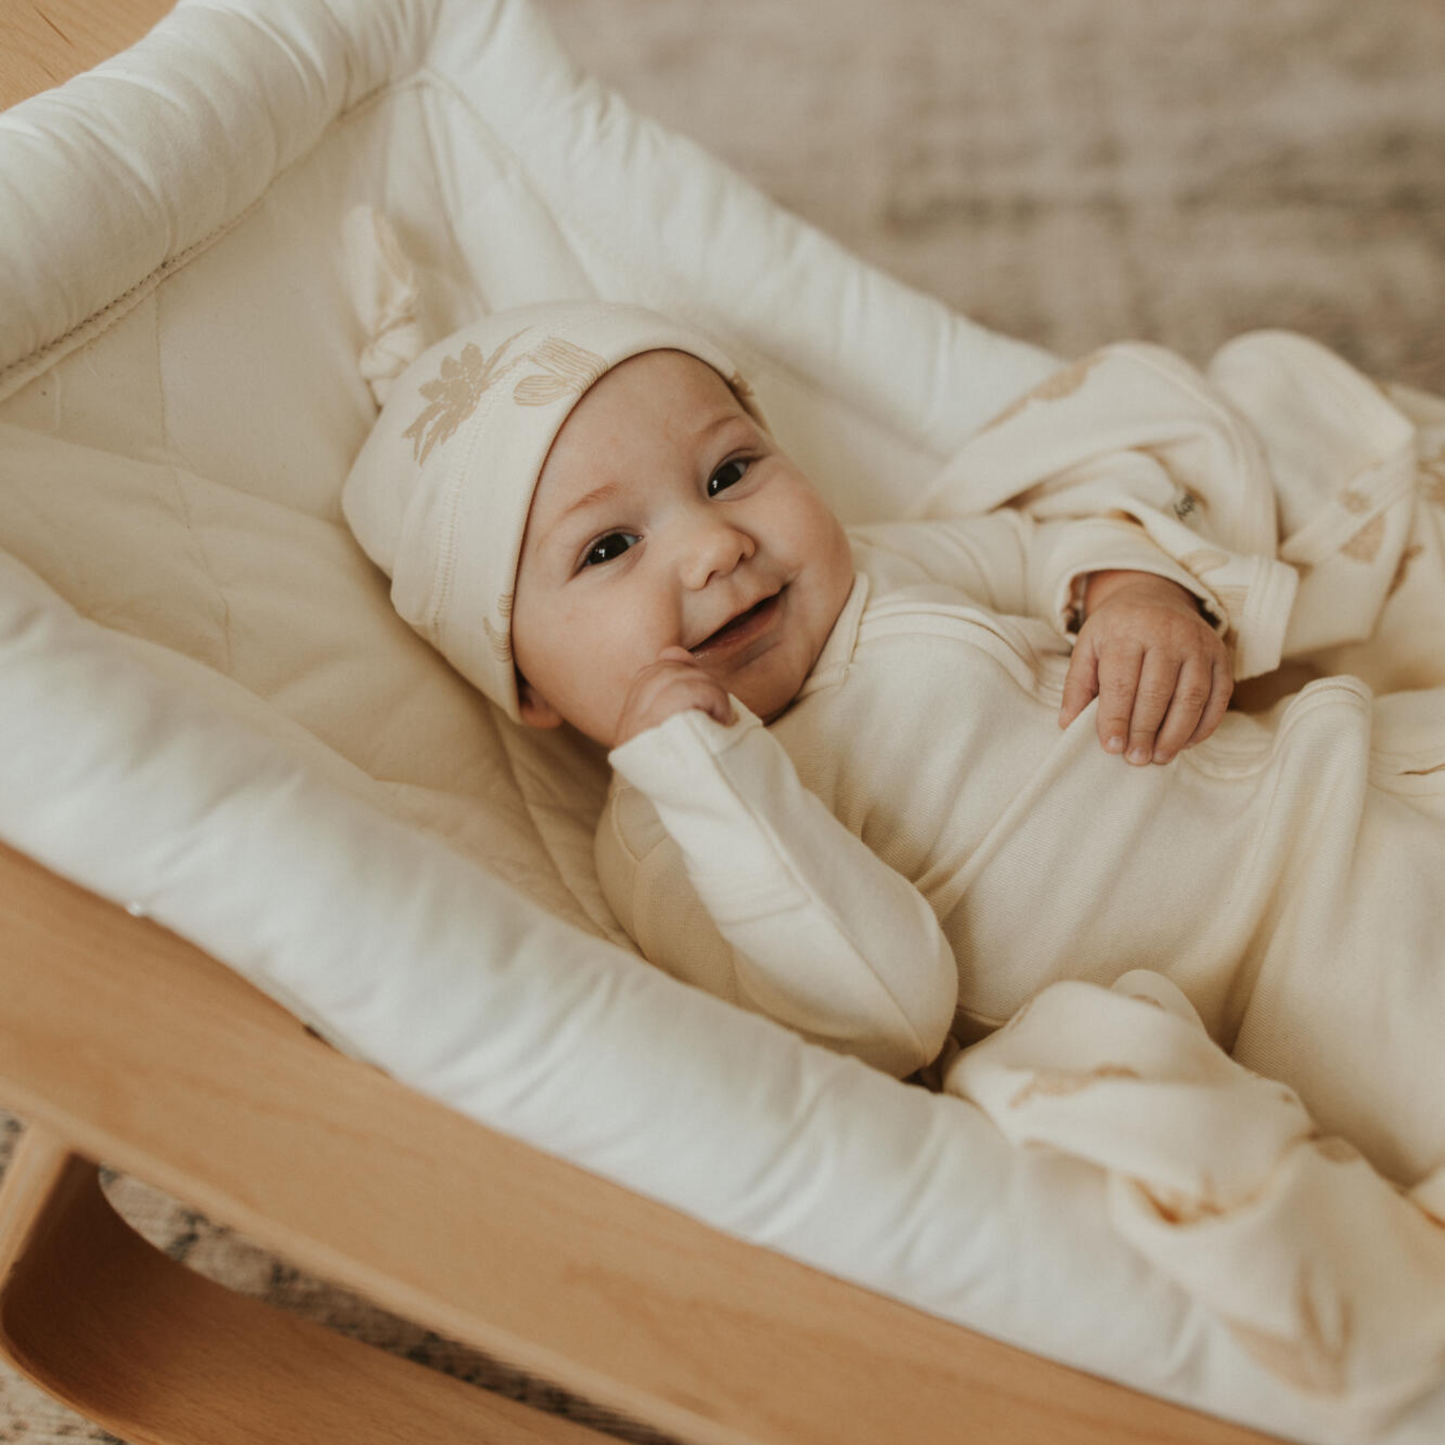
[609,702,959,1076]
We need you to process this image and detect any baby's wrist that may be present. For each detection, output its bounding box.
[1081,568,1197,619]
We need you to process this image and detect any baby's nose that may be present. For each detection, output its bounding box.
[681,515,755,588]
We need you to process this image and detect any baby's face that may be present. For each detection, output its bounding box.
[511,350,854,748]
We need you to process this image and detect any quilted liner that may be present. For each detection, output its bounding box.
[1,2,1438,1439]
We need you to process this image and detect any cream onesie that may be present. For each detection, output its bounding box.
[596,332,1445,1186]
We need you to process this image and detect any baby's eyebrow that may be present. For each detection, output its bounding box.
[693,409,750,446]
[553,479,623,530]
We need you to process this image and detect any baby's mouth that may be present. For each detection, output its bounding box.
[691,589,785,656]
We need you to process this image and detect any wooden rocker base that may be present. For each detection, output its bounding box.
[0,1125,615,1445]
[0,839,1281,1445]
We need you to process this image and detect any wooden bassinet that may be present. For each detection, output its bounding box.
[0,3,1418,1444]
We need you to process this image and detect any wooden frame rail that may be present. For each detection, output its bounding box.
[0,1127,615,1445]
[0,842,1280,1445]
[0,0,178,107]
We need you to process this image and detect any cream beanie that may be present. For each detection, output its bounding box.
[342,295,762,721]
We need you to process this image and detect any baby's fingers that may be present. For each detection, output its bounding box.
[1059,636,1102,731]
[656,670,733,727]
[1150,657,1216,763]
[654,648,733,723]
[614,653,734,746]
[1182,658,1233,750]
[690,677,734,727]
[1118,650,1182,765]
[1091,642,1145,758]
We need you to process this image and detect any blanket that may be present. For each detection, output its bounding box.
[929,331,1445,1427]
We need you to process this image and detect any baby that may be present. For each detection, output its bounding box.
[509,336,1231,766]
[346,300,1445,1184]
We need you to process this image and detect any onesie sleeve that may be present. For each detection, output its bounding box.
[596,702,959,1078]
[852,510,1226,640]
[855,501,1294,680]
[903,341,1305,680]
[1025,514,1237,639]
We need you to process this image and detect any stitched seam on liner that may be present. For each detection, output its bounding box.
[0,198,263,404]
[152,291,236,678]
[0,77,424,402]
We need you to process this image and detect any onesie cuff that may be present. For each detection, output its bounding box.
[609,697,765,800]
[1052,522,1298,679]
[1047,518,1227,638]
[608,698,817,922]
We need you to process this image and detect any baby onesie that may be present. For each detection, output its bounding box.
[596,334,1445,1184]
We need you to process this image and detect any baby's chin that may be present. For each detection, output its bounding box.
[745,601,850,722]
[728,659,811,725]
[759,696,802,724]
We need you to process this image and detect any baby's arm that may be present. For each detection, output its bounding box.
[599,681,958,1078]
[854,511,1236,764]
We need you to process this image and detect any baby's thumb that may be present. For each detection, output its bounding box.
[656,645,733,725]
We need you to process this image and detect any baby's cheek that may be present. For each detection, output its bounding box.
[813,512,856,601]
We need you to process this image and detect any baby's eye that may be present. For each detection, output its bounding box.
[707,458,750,497]
[580,531,639,569]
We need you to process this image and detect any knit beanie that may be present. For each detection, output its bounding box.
[342,292,762,720]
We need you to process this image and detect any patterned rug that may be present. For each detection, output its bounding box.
[552,0,1445,392]
[5,1,1444,1439]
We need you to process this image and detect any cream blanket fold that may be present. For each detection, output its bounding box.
[918,329,1441,689]
[949,972,1445,1433]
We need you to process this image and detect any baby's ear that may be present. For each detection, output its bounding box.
[517,678,563,730]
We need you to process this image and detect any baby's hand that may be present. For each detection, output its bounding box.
[613,647,735,748]
[1059,571,1232,765]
